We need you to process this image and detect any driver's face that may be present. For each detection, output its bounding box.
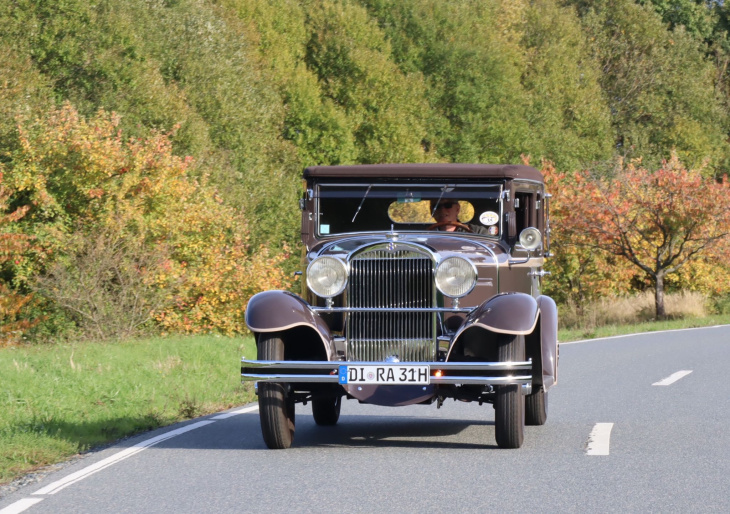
[432,201,460,223]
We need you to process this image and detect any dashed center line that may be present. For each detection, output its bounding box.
[586,423,614,456]
[652,370,693,386]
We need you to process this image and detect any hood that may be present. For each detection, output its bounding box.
[308,233,507,265]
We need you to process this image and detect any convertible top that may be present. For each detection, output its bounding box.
[304,163,543,182]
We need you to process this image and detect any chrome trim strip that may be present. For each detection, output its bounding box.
[241,359,532,384]
[312,307,473,313]
[242,374,531,385]
[241,359,532,370]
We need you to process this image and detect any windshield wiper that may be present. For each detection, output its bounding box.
[351,185,372,223]
[431,185,456,217]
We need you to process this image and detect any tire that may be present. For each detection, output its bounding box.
[525,388,548,426]
[257,333,295,449]
[312,396,342,426]
[494,333,525,449]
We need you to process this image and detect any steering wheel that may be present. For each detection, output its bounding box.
[427,221,473,233]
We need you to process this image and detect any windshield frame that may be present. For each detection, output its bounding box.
[313,181,504,239]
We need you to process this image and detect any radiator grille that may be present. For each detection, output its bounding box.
[346,246,436,361]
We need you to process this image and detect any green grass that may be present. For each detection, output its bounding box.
[0,335,256,485]
[558,314,730,343]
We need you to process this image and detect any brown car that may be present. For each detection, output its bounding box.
[242,163,558,449]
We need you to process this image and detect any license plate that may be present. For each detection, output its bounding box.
[338,365,430,385]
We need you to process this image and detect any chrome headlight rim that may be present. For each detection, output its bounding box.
[518,227,542,252]
[435,256,478,298]
[307,256,348,298]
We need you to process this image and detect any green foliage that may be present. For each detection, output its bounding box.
[0,0,301,250]
[2,0,730,339]
[222,0,357,166]
[639,0,717,41]
[359,0,613,169]
[570,0,730,173]
[1,105,291,339]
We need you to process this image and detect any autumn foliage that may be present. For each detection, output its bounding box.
[0,173,40,346]
[543,156,730,318]
[0,104,291,340]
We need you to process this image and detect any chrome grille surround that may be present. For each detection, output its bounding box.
[346,243,436,362]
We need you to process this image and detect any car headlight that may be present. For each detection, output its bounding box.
[435,256,477,298]
[307,256,347,298]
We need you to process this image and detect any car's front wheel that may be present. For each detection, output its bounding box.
[257,333,295,449]
[494,333,525,449]
[525,388,548,426]
[312,395,342,426]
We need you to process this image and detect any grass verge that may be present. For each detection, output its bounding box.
[558,314,730,342]
[0,335,256,486]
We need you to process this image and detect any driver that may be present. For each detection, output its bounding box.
[429,199,489,234]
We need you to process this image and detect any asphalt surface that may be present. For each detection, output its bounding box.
[1,325,728,513]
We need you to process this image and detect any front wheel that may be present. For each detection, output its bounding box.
[494,334,525,449]
[312,396,342,426]
[525,388,548,426]
[257,333,295,449]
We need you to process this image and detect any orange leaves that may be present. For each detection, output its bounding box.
[1,103,292,339]
[0,172,39,345]
[543,154,730,307]
[154,242,293,336]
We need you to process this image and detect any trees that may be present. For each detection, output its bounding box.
[570,0,730,173]
[555,155,730,318]
[2,104,291,339]
[359,0,613,169]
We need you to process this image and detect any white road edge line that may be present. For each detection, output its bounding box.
[586,423,614,456]
[32,420,215,496]
[652,370,693,386]
[211,404,259,419]
[0,404,260,512]
[0,497,44,514]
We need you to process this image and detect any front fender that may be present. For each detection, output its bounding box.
[245,290,334,359]
[458,292,539,336]
[536,295,558,389]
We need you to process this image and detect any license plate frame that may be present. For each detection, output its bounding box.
[338,365,430,385]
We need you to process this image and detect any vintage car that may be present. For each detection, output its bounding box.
[242,163,558,449]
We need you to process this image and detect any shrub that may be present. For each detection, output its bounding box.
[34,228,173,340]
[0,172,40,346]
[2,104,292,340]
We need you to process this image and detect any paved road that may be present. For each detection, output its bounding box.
[1,325,728,513]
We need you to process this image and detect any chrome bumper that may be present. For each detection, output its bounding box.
[241,358,532,387]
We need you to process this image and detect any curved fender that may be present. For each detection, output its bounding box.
[245,290,334,359]
[537,295,559,389]
[458,292,539,336]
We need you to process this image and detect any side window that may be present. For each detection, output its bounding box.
[514,191,537,231]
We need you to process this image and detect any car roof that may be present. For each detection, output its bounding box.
[303,163,543,182]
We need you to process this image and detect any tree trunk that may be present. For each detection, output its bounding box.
[655,272,666,319]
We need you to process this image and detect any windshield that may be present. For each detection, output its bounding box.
[315,183,503,237]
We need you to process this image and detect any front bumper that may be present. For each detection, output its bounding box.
[241,359,532,388]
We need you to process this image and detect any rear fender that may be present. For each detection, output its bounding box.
[246,290,335,360]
